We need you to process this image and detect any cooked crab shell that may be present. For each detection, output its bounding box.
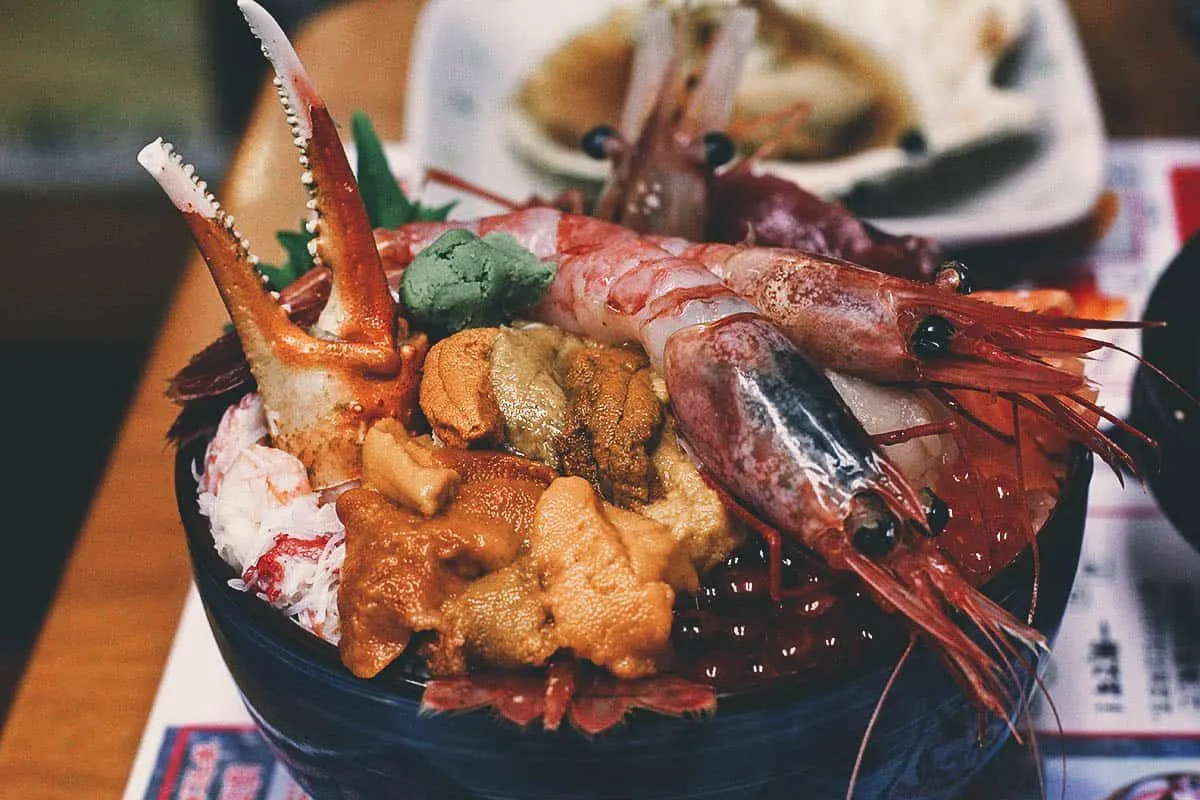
[140,0,427,489]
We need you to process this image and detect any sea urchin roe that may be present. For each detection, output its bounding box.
[489,325,583,466]
[418,327,504,448]
[433,561,558,674]
[336,448,553,679]
[560,345,664,506]
[426,474,701,679]
[636,424,741,573]
[528,476,697,679]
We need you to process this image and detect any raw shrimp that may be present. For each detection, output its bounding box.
[378,208,1044,718]
[666,240,1152,474]
[580,3,942,280]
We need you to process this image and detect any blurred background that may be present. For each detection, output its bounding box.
[0,0,326,725]
[3,0,1200,730]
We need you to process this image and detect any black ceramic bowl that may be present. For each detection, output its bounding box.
[176,435,1092,800]
[1131,231,1200,550]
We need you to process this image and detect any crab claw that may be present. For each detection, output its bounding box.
[139,0,426,488]
[237,0,395,346]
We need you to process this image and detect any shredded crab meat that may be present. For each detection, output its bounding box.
[199,393,346,643]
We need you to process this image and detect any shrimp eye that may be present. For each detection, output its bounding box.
[703,131,736,168]
[919,488,950,536]
[849,495,898,557]
[911,315,955,359]
[934,260,973,295]
[853,517,898,558]
[582,125,619,160]
[899,127,928,156]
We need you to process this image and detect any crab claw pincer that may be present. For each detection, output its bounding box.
[139,0,426,488]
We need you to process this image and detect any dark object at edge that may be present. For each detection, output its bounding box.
[1130,231,1200,550]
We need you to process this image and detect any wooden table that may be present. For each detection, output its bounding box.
[2,1,1199,796]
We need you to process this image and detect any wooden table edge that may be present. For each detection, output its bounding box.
[0,2,423,796]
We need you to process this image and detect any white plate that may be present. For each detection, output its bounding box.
[403,0,1105,247]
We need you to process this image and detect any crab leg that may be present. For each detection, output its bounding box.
[139,1,426,488]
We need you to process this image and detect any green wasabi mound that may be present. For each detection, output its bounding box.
[400,229,557,332]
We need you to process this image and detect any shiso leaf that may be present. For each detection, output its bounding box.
[351,111,455,228]
[256,221,316,292]
[400,229,556,332]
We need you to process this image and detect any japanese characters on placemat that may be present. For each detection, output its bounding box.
[142,726,309,800]
[1046,480,1200,734]
[1023,142,1200,800]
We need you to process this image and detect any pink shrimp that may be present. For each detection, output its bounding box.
[378,209,1044,718]
[663,240,1153,474]
[579,3,943,280]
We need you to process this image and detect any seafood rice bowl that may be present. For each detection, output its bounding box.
[156,3,1141,798]
[176,435,1091,799]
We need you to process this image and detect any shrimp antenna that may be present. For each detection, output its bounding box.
[616,5,676,142]
[990,640,1064,800]
[728,102,813,166]
[1033,667,1068,800]
[678,6,758,140]
[846,634,917,800]
[422,167,523,211]
[1084,333,1200,409]
[1011,403,1040,625]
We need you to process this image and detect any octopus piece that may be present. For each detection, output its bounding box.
[140,1,426,488]
[421,661,717,734]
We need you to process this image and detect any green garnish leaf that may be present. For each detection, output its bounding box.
[277,227,314,269]
[351,111,455,228]
[400,229,556,332]
[256,220,315,292]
